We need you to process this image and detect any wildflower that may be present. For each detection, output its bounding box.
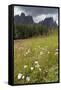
[39,68,42,71]
[31,67,34,70]
[26,76,30,82]
[55,52,58,55]
[45,70,48,73]
[48,51,49,54]
[25,48,30,55]
[24,53,26,56]
[27,48,30,53]
[40,51,43,55]
[35,64,40,68]
[26,52,28,55]
[55,48,58,55]
[56,48,58,51]
[17,73,22,80]
[35,61,38,64]
[22,75,25,79]
[24,65,27,68]
[41,48,45,50]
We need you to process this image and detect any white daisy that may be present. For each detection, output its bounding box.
[24,65,27,68]
[48,51,50,54]
[22,75,25,79]
[27,48,30,53]
[56,48,58,51]
[45,70,48,73]
[39,68,42,71]
[26,76,30,82]
[35,61,38,64]
[31,67,34,70]
[35,64,40,68]
[17,73,22,80]
[40,51,43,55]
[55,52,58,55]
[26,52,28,55]
[25,49,30,55]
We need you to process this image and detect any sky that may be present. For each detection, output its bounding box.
[14,6,58,24]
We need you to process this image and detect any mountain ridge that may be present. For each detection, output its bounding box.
[14,12,57,28]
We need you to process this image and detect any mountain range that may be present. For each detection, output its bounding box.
[14,12,57,28]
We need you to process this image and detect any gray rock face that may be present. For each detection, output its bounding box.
[39,17,57,28]
[14,13,34,24]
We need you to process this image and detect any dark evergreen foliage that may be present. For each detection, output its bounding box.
[14,24,49,39]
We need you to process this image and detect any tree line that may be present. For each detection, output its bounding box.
[14,24,55,39]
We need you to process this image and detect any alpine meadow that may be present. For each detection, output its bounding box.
[13,6,59,85]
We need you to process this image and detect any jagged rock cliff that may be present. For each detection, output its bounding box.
[14,13,34,24]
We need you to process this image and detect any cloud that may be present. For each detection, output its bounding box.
[14,6,58,24]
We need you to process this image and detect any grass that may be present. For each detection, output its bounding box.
[14,31,59,84]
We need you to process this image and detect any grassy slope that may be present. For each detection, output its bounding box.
[14,31,58,84]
